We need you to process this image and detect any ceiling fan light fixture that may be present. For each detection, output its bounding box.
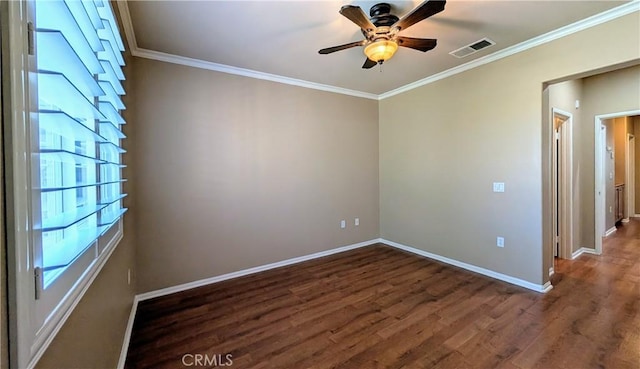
[364,40,398,64]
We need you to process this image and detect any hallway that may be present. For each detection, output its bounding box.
[544,219,640,368]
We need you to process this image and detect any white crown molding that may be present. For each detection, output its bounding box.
[117,1,638,101]
[116,0,138,53]
[116,0,377,99]
[379,1,640,99]
[131,48,379,100]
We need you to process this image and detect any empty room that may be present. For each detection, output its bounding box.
[1,0,639,368]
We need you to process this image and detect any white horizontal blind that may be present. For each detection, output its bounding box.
[34,0,126,286]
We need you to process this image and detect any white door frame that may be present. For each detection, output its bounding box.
[626,133,635,218]
[595,110,640,254]
[552,108,573,259]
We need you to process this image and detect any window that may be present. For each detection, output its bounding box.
[3,0,127,366]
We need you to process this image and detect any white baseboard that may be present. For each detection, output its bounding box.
[118,238,381,367]
[137,238,381,301]
[572,247,599,259]
[117,296,140,369]
[119,236,555,366]
[605,226,617,237]
[380,239,552,293]
[622,218,630,223]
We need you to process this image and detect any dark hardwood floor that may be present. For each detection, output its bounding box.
[125,222,640,369]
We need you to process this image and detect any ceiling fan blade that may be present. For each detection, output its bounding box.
[362,58,377,69]
[318,40,365,54]
[339,5,376,32]
[396,37,437,52]
[392,0,446,32]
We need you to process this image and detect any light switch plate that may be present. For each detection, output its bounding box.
[493,182,505,192]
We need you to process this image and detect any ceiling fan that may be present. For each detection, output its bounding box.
[319,0,446,69]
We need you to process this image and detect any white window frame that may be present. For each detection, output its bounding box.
[3,1,126,367]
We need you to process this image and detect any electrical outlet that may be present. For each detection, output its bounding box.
[355,218,360,226]
[497,237,505,248]
[493,182,505,192]
[340,220,346,229]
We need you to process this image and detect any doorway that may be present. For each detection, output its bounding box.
[594,110,640,254]
[552,108,573,259]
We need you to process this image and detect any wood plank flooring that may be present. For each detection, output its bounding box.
[125,222,640,369]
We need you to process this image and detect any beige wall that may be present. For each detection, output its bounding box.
[614,117,628,219]
[613,117,628,185]
[614,117,626,185]
[635,117,640,212]
[581,65,640,243]
[624,116,638,218]
[131,58,380,293]
[380,12,639,286]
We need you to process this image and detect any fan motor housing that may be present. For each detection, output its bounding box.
[369,3,399,27]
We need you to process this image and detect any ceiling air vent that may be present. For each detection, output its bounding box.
[449,38,496,58]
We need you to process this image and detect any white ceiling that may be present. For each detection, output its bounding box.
[122,0,629,96]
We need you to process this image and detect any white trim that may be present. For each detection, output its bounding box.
[115,0,138,53]
[137,238,381,301]
[132,48,379,101]
[596,110,640,254]
[571,247,599,260]
[379,2,639,99]
[381,239,552,293]
[137,236,554,302]
[118,238,379,366]
[115,2,379,100]
[117,295,139,369]
[595,119,606,253]
[116,1,639,100]
[622,218,630,223]
[552,108,574,260]
[5,1,35,367]
[117,236,553,366]
[604,226,617,237]
[635,214,640,218]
